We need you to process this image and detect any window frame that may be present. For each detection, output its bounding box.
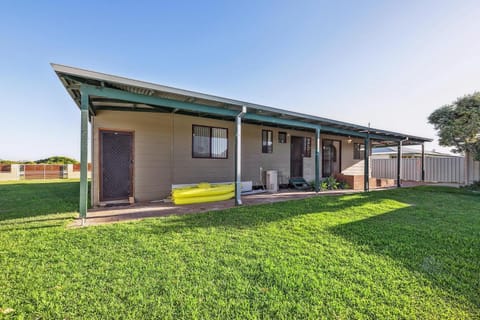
[278,131,287,144]
[192,125,229,159]
[353,142,365,160]
[262,129,273,153]
[304,137,312,158]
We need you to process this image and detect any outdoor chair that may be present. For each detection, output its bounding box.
[289,177,311,190]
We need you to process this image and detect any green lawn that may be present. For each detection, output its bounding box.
[0,180,479,319]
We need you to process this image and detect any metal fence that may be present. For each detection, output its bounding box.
[22,164,67,180]
[372,157,465,183]
[0,164,92,181]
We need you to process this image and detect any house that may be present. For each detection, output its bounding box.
[372,146,460,159]
[52,64,432,221]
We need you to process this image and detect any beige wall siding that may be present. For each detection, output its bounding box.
[91,111,365,205]
[241,125,315,185]
[92,111,173,205]
[320,134,368,176]
[172,118,317,186]
[172,115,235,184]
[342,160,366,176]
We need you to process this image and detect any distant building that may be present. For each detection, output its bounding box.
[372,146,460,159]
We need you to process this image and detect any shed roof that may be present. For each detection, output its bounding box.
[52,63,431,146]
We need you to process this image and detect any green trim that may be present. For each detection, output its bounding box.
[397,142,402,187]
[364,136,370,192]
[323,126,365,138]
[95,106,172,113]
[81,84,238,118]
[315,127,321,192]
[83,84,327,131]
[79,90,89,220]
[243,113,321,130]
[323,126,400,142]
[421,143,425,182]
[55,64,431,143]
[81,84,399,141]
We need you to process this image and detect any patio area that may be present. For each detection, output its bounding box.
[70,180,440,227]
[71,188,361,227]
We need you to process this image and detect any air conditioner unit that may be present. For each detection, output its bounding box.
[265,170,278,192]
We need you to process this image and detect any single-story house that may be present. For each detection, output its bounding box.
[52,64,432,221]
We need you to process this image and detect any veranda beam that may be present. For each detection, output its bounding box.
[235,107,247,205]
[323,126,399,142]
[315,127,321,192]
[79,89,89,224]
[397,141,403,187]
[364,135,370,192]
[243,113,320,130]
[421,143,425,182]
[80,84,239,118]
[81,84,400,143]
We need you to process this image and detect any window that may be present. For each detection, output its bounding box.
[304,137,312,157]
[262,130,273,153]
[278,131,287,143]
[354,143,365,160]
[192,125,228,159]
[0,164,11,172]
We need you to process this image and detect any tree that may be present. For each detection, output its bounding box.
[0,157,79,164]
[428,92,480,161]
[35,156,79,164]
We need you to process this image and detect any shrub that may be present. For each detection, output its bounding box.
[339,181,351,189]
[322,176,340,190]
[461,181,480,191]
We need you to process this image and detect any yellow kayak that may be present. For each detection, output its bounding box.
[173,191,234,205]
[172,183,234,199]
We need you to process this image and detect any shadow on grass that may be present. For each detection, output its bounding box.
[115,186,477,232]
[329,198,480,310]
[138,186,479,309]
[0,221,71,232]
[137,192,380,231]
[0,180,87,222]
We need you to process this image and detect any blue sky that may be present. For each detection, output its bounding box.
[1,0,479,160]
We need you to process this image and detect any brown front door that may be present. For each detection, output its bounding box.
[100,130,134,201]
[322,139,341,177]
[290,136,304,178]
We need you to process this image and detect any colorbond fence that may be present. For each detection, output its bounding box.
[73,163,92,172]
[24,164,66,179]
[0,164,92,181]
[372,157,465,183]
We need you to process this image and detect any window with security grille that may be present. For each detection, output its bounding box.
[304,137,312,157]
[354,143,365,160]
[192,125,228,159]
[262,130,273,153]
[278,131,287,143]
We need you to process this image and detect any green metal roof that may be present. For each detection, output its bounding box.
[52,63,432,146]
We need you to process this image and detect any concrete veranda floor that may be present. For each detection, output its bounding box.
[71,181,453,227]
[70,188,363,227]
